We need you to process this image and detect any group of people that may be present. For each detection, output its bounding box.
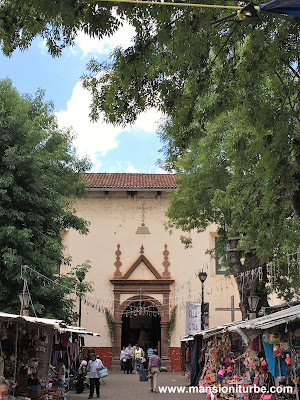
[0,346,162,399]
[120,344,147,374]
[120,344,162,392]
[51,351,105,399]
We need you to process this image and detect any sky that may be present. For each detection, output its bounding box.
[0,23,166,173]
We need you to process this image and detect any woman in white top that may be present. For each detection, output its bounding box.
[87,352,104,398]
[120,346,126,373]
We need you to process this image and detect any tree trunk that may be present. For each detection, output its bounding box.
[227,236,269,319]
[290,138,300,220]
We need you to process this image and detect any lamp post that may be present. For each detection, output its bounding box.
[198,270,208,330]
[248,293,260,320]
[76,270,86,327]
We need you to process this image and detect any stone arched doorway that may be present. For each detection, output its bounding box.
[121,298,161,352]
[110,245,174,370]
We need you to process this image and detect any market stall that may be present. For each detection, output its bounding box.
[192,305,300,400]
[228,305,300,400]
[0,312,61,399]
[180,336,194,376]
[0,312,100,400]
[52,326,101,376]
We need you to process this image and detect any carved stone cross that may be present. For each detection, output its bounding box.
[136,202,151,226]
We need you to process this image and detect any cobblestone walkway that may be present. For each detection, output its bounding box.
[66,372,204,400]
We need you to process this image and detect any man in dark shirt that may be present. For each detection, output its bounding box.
[148,349,161,393]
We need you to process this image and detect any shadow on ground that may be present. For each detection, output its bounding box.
[66,372,205,400]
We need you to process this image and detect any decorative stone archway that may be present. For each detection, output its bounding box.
[120,295,162,352]
[110,244,174,369]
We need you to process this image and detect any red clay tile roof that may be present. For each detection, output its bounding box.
[84,173,177,190]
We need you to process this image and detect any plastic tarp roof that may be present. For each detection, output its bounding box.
[0,312,101,336]
[0,311,63,329]
[193,320,244,339]
[259,0,300,17]
[228,304,300,343]
[190,304,300,344]
[180,336,194,342]
[228,304,300,331]
[60,326,101,337]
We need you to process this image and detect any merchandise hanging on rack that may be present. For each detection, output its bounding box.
[184,304,300,400]
[0,311,100,400]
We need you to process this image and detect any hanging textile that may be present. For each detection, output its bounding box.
[190,337,202,386]
[259,0,300,17]
[262,339,287,377]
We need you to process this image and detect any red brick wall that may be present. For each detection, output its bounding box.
[83,347,113,369]
[83,347,181,371]
[170,347,181,372]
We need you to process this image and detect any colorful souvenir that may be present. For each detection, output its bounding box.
[285,354,291,365]
[262,332,271,343]
[273,344,283,358]
[270,331,282,344]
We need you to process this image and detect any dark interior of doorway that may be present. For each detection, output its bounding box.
[121,301,161,352]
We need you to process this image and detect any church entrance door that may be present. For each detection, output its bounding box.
[110,245,174,369]
[121,301,161,352]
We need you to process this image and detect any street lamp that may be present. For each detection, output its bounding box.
[248,293,260,320]
[76,270,86,327]
[198,270,208,330]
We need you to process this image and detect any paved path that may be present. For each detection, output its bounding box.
[66,372,204,400]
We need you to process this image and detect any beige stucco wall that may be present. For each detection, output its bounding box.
[62,189,242,348]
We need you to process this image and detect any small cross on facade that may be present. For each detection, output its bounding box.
[215,295,240,322]
[137,287,144,300]
[136,202,151,226]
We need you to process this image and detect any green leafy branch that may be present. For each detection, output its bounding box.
[105,308,116,345]
[167,305,177,343]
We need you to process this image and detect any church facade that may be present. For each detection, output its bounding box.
[61,173,242,371]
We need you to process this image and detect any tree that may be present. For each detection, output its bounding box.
[80,6,300,315]
[1,0,299,314]
[0,0,122,56]
[0,78,92,323]
[163,109,300,315]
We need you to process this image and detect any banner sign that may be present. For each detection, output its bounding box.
[186,302,201,335]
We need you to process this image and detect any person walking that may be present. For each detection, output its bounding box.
[86,352,104,398]
[148,349,161,393]
[120,346,126,373]
[125,344,134,374]
[131,345,136,374]
[147,347,154,358]
[73,360,87,394]
[50,358,67,400]
[134,344,144,374]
